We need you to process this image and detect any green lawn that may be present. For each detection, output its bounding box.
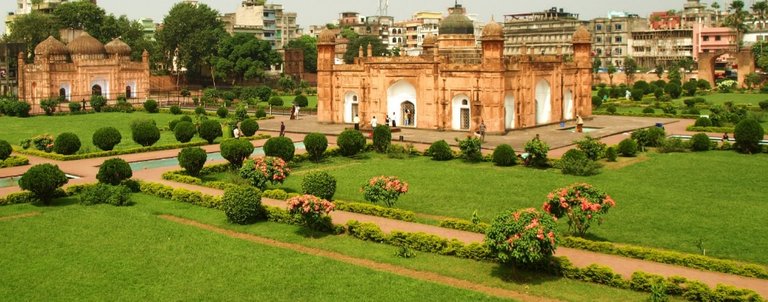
[0,195,656,301]
[279,95,318,108]
[0,112,219,152]
[267,151,768,265]
[698,92,768,106]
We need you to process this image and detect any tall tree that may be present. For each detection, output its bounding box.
[156,2,225,78]
[752,1,768,28]
[607,64,617,86]
[654,65,664,79]
[7,13,59,58]
[52,1,105,33]
[286,35,318,73]
[623,56,638,84]
[724,0,749,50]
[343,35,388,64]
[210,33,282,85]
[712,1,720,10]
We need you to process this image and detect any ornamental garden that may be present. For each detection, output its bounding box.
[1,90,767,302]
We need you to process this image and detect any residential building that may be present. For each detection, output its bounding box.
[630,29,694,68]
[140,18,157,41]
[681,0,722,28]
[590,12,647,68]
[503,7,587,55]
[692,23,737,60]
[649,11,682,30]
[220,1,300,51]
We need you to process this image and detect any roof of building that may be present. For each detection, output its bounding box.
[67,32,105,55]
[439,7,474,35]
[35,36,69,56]
[572,25,591,43]
[318,29,337,44]
[105,38,132,56]
[481,20,503,38]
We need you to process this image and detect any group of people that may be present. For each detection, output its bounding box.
[289,104,301,120]
[232,121,286,139]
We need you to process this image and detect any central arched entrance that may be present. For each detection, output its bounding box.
[343,92,359,123]
[452,94,471,130]
[535,79,552,125]
[387,80,417,127]
[401,101,415,126]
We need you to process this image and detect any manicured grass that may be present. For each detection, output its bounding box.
[271,151,768,265]
[0,199,508,302]
[698,92,768,106]
[279,95,318,108]
[0,112,219,152]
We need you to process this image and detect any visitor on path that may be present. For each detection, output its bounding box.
[279,122,286,137]
[295,105,301,119]
[391,112,397,127]
[479,121,487,142]
[722,132,730,142]
[233,126,240,139]
[385,115,390,125]
[404,109,411,126]
[289,106,296,120]
[576,115,584,133]
[371,116,378,128]
[353,114,360,130]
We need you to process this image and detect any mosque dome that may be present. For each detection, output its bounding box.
[67,32,105,55]
[34,36,68,56]
[572,26,592,44]
[105,38,131,56]
[439,7,474,35]
[318,30,337,44]
[481,20,503,38]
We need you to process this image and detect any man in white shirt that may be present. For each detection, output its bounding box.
[233,126,240,138]
[371,115,378,128]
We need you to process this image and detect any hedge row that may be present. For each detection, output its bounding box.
[14,141,210,161]
[158,107,276,121]
[138,181,222,209]
[594,111,700,119]
[161,170,239,192]
[0,184,96,206]
[439,218,490,234]
[686,126,735,133]
[0,155,30,168]
[335,200,416,222]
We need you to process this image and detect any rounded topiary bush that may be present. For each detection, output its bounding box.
[168,119,180,131]
[605,146,618,162]
[264,136,295,161]
[68,102,81,113]
[0,139,12,160]
[372,125,391,153]
[216,107,228,118]
[199,120,223,144]
[642,107,655,114]
[178,147,207,176]
[173,121,197,143]
[194,106,206,115]
[485,208,559,265]
[293,95,309,107]
[143,99,159,113]
[220,138,254,167]
[18,163,68,204]
[131,119,160,147]
[255,109,267,118]
[53,132,81,155]
[492,144,516,167]
[694,117,713,127]
[559,149,602,176]
[170,105,182,115]
[304,133,328,161]
[268,96,284,107]
[618,138,638,157]
[97,158,132,185]
[240,119,259,137]
[180,115,193,123]
[734,118,765,154]
[427,140,453,161]
[92,127,122,151]
[301,171,337,200]
[337,129,365,156]
[690,133,712,152]
[221,186,264,225]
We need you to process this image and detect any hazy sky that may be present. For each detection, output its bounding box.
[2,0,719,35]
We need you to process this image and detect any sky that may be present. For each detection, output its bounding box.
[1,0,716,35]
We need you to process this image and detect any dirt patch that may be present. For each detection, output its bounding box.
[0,211,41,222]
[159,214,556,302]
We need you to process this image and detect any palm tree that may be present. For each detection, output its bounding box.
[752,1,768,30]
[724,0,750,50]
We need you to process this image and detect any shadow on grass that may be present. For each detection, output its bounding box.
[490,264,562,286]
[581,233,611,242]
[45,196,79,207]
[295,227,332,239]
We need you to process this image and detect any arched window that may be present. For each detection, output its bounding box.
[92,85,102,96]
[126,86,132,98]
[59,88,67,101]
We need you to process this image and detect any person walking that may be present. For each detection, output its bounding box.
[391,112,397,127]
[576,115,584,133]
[479,121,487,142]
[353,114,360,130]
[279,121,286,137]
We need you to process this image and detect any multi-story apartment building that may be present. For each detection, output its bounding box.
[692,23,737,60]
[630,29,694,68]
[503,7,586,55]
[220,1,300,51]
[681,0,722,28]
[590,12,647,68]
[140,18,157,41]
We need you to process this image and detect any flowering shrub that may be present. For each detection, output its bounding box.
[543,183,616,236]
[20,134,54,153]
[287,194,335,230]
[361,176,408,207]
[485,208,559,265]
[717,79,737,92]
[239,156,291,190]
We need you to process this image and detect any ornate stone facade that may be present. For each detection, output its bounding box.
[18,32,150,112]
[317,5,593,134]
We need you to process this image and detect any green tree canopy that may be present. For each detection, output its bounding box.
[724,0,749,50]
[7,12,59,57]
[210,33,281,85]
[156,2,225,77]
[52,1,105,33]
[286,35,318,73]
[344,35,389,64]
[623,56,638,83]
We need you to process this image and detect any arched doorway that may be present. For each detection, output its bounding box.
[59,88,67,101]
[563,89,574,120]
[343,92,359,123]
[387,80,417,127]
[504,94,515,129]
[452,94,471,130]
[535,79,552,125]
[125,86,132,99]
[92,85,102,96]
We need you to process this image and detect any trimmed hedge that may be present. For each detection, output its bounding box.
[0,191,40,206]
[439,218,490,234]
[14,141,210,161]
[199,120,223,144]
[0,139,11,160]
[138,181,221,209]
[131,119,160,147]
[221,186,264,224]
[143,99,159,113]
[373,125,392,153]
[79,183,132,206]
[304,132,328,161]
[220,138,254,167]
[426,140,454,161]
[96,158,132,185]
[178,147,207,176]
[301,171,336,200]
[256,188,417,221]
[686,126,735,133]
[240,119,259,136]
[18,164,68,204]
[263,136,295,161]
[0,155,29,168]
[337,129,366,156]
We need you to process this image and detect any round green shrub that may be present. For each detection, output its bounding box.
[255,109,267,118]
[337,129,365,156]
[216,107,228,118]
[304,133,328,161]
[0,139,12,160]
[18,163,68,203]
[373,125,391,153]
[618,138,638,157]
[524,138,550,167]
[194,106,206,115]
[97,158,132,185]
[427,140,453,161]
[264,136,295,161]
[268,96,284,107]
[485,208,559,265]
[53,132,81,155]
[642,107,655,114]
[492,144,516,166]
[173,121,196,143]
[575,135,606,161]
[694,117,712,127]
[131,120,160,147]
[293,95,309,107]
[734,118,765,154]
[220,138,254,167]
[92,127,122,151]
[559,149,602,176]
[68,102,81,113]
[690,133,711,152]
[180,115,193,123]
[199,120,223,144]
[143,99,159,113]
[221,186,264,224]
[240,119,259,136]
[168,119,180,131]
[90,95,107,112]
[79,183,132,206]
[301,171,337,200]
[606,105,617,114]
[170,105,182,115]
[605,146,618,162]
[178,147,207,176]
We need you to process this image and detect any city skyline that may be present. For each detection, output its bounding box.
[1,0,718,36]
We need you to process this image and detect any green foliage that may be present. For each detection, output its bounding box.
[544,184,615,236]
[575,135,607,160]
[79,184,132,206]
[211,33,281,84]
[90,95,107,112]
[220,138,254,167]
[362,176,409,207]
[130,119,160,147]
[263,136,295,161]
[40,99,58,116]
[180,115,193,123]
[426,140,453,161]
[642,107,656,114]
[632,127,666,149]
[286,35,318,73]
[690,133,712,152]
[485,208,559,265]
[559,149,602,176]
[268,96,284,107]
[734,118,765,154]
[301,171,337,200]
[68,102,81,113]
[7,13,59,58]
[0,140,12,160]
[143,99,159,113]
[239,157,290,190]
[606,105,617,114]
[491,144,517,166]
[53,132,81,155]
[343,35,389,63]
[198,120,223,144]
[337,129,366,156]
[659,138,688,153]
[92,127,122,151]
[303,133,328,161]
[97,158,132,185]
[335,200,416,222]
[178,147,207,176]
[665,83,682,99]
[605,146,618,162]
[255,109,267,118]
[234,105,248,121]
[395,246,416,258]
[698,79,712,90]
[682,80,698,97]
[157,2,225,75]
[221,186,264,224]
[240,119,259,136]
[216,107,228,118]
[630,88,644,101]
[173,121,196,143]
[18,164,68,203]
[695,117,713,127]
[373,125,392,153]
[633,80,652,94]
[456,137,482,162]
[293,95,309,107]
[439,218,490,234]
[194,106,206,116]
[524,138,550,167]
[170,105,182,115]
[592,96,603,108]
[618,138,638,157]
